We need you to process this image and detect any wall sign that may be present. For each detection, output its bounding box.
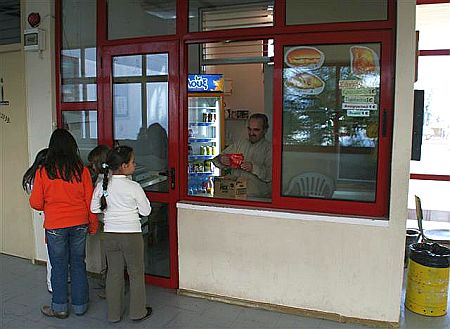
[188,74,224,92]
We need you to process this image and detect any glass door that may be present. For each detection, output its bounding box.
[101,42,179,288]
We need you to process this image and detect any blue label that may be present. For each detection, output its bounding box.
[188,74,224,92]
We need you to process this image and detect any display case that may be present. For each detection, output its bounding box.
[187,74,224,196]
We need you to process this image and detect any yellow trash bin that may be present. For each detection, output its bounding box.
[405,242,450,316]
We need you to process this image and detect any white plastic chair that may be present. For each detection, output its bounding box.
[285,172,335,198]
[415,195,450,248]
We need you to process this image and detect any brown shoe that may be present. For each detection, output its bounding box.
[132,306,152,322]
[41,305,69,319]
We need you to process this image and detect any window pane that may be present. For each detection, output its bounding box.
[189,0,274,33]
[144,202,170,277]
[286,0,387,25]
[108,0,176,40]
[113,54,169,193]
[282,44,381,202]
[187,42,273,202]
[411,56,450,175]
[113,55,142,77]
[416,3,450,50]
[146,54,168,76]
[61,0,96,102]
[0,0,20,45]
[408,180,450,222]
[62,111,98,162]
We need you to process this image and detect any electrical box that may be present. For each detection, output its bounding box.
[24,28,45,51]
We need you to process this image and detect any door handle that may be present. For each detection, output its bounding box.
[170,167,175,190]
[158,169,175,189]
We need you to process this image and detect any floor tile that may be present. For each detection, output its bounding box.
[1,254,449,329]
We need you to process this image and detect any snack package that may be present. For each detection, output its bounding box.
[224,153,244,168]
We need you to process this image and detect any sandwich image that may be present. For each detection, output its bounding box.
[350,46,379,75]
[285,72,325,95]
[284,47,324,69]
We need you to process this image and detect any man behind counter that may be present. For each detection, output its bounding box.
[212,113,272,198]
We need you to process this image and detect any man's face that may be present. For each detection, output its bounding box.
[247,118,266,144]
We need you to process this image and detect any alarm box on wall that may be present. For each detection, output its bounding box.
[24,28,45,51]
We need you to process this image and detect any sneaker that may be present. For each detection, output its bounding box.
[132,306,152,322]
[41,305,69,319]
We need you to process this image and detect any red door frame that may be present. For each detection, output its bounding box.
[101,41,180,288]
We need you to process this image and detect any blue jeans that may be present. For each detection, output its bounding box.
[46,224,89,314]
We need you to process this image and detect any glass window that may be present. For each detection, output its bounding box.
[189,0,274,33]
[187,42,273,202]
[143,202,170,277]
[282,43,381,202]
[408,179,450,222]
[416,3,450,50]
[286,0,387,26]
[0,0,20,45]
[61,0,96,102]
[411,55,450,176]
[108,0,176,40]
[62,111,98,162]
[112,54,169,193]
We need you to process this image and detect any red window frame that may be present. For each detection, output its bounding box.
[55,0,397,219]
[271,31,394,217]
[180,1,396,218]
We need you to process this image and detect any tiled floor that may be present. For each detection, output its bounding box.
[1,253,449,329]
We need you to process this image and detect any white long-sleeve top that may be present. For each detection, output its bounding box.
[90,175,151,233]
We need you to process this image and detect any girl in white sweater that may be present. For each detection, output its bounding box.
[90,145,152,323]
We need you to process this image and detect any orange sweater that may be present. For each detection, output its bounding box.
[30,166,98,233]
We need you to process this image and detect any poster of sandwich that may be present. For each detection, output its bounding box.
[283,46,325,96]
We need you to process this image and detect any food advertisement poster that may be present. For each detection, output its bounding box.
[283,47,325,96]
[282,43,381,148]
[340,45,380,118]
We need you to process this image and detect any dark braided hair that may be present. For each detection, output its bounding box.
[45,129,84,182]
[100,145,134,211]
[22,148,48,194]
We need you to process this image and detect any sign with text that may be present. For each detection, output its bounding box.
[188,74,224,92]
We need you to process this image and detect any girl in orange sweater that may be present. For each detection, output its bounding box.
[30,129,98,319]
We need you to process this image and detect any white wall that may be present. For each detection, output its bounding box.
[24,0,56,262]
[177,2,415,324]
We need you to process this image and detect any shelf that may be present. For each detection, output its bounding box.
[188,106,218,110]
[189,122,217,126]
[188,138,216,142]
[189,155,215,160]
[188,172,214,175]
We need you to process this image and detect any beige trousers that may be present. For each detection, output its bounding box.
[103,232,146,321]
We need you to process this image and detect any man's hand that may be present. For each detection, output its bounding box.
[219,154,231,166]
[240,161,253,172]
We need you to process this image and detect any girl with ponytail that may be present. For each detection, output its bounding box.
[90,145,152,323]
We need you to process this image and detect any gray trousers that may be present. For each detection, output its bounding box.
[103,232,146,321]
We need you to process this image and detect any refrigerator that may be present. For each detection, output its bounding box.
[187,74,224,196]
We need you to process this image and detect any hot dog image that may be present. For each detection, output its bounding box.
[284,72,325,95]
[350,46,379,75]
[284,47,324,69]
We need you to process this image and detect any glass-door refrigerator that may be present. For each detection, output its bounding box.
[187,74,224,196]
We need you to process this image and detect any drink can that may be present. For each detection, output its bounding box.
[211,146,216,155]
[200,146,206,155]
[202,113,208,122]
